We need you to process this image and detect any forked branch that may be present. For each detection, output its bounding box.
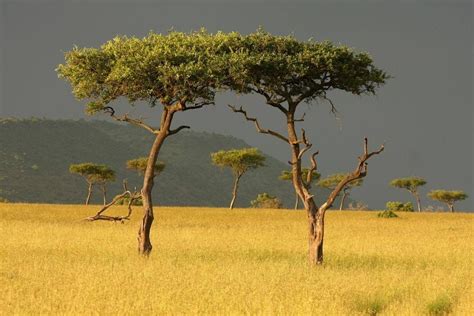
[227,104,289,143]
[85,181,141,222]
[320,138,384,211]
[103,106,160,134]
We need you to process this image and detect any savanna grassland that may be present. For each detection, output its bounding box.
[1,203,472,315]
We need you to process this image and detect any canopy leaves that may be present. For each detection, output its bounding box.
[126,157,165,176]
[427,190,468,204]
[318,173,363,190]
[211,148,265,176]
[390,177,426,193]
[69,163,116,184]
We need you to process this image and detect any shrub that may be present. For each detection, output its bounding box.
[426,294,452,315]
[0,197,9,203]
[116,196,143,206]
[251,193,282,209]
[347,201,369,211]
[377,210,398,218]
[386,201,414,212]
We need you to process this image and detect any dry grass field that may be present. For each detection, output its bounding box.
[0,203,473,315]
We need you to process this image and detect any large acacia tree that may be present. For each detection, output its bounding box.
[390,177,426,212]
[58,31,227,256]
[224,31,388,264]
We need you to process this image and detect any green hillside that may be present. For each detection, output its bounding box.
[0,118,332,207]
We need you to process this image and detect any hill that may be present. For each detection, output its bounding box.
[0,118,332,207]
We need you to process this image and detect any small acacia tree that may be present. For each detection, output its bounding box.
[280,168,320,209]
[211,148,265,209]
[58,31,228,256]
[318,173,363,210]
[69,163,115,205]
[126,157,165,177]
[427,190,468,212]
[224,30,387,264]
[390,177,426,212]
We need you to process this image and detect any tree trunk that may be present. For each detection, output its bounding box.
[448,203,454,212]
[137,109,174,256]
[286,111,325,265]
[414,192,421,212]
[294,192,299,210]
[101,185,107,206]
[339,190,348,210]
[85,182,93,206]
[229,174,242,210]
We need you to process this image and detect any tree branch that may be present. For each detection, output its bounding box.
[103,106,160,134]
[227,104,290,143]
[250,87,288,114]
[168,125,190,136]
[320,138,384,211]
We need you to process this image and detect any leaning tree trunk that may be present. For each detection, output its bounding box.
[137,110,174,256]
[229,174,242,210]
[85,182,93,206]
[339,190,348,210]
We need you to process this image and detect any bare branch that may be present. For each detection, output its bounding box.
[250,87,288,114]
[320,138,384,211]
[103,106,160,134]
[294,112,306,122]
[305,151,319,186]
[297,129,312,160]
[85,180,141,222]
[181,101,214,111]
[227,104,290,143]
[168,125,190,136]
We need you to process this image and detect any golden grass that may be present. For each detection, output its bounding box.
[1,203,473,315]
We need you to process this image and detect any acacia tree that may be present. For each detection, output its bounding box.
[390,177,426,212]
[318,173,363,210]
[280,168,320,209]
[58,31,227,256]
[211,148,265,209]
[427,190,468,212]
[126,157,165,177]
[69,163,115,205]
[224,30,387,264]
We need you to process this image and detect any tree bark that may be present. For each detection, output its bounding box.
[101,184,107,206]
[137,109,174,256]
[229,173,242,210]
[339,190,348,210]
[294,192,299,210]
[85,182,93,206]
[448,203,454,212]
[414,192,421,212]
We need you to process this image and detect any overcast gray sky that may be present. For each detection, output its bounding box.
[1,0,472,210]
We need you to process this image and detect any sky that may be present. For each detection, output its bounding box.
[0,0,472,210]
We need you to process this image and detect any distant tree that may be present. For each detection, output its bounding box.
[126,157,165,177]
[390,177,426,212]
[211,148,265,209]
[58,31,228,256]
[69,163,115,205]
[280,169,320,210]
[318,174,363,210]
[251,193,283,209]
[427,190,468,212]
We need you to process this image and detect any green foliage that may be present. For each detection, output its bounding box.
[116,196,143,206]
[211,148,265,176]
[279,168,320,183]
[317,173,363,191]
[427,190,468,204]
[57,30,231,113]
[386,201,414,212]
[426,294,452,315]
[222,29,388,102]
[390,177,426,193]
[352,295,386,315]
[126,157,165,176]
[69,163,115,184]
[377,210,398,218]
[251,193,283,209]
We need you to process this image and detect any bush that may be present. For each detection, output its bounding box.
[386,201,414,212]
[251,193,282,209]
[377,210,398,218]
